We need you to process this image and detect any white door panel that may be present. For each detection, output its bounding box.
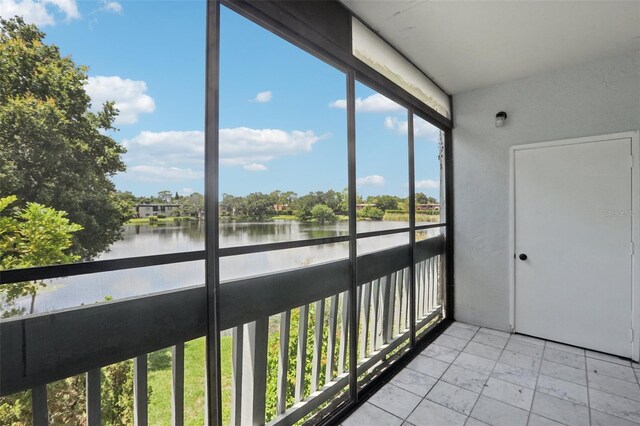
[515,137,632,357]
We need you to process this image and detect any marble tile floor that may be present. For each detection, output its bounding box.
[343,322,640,426]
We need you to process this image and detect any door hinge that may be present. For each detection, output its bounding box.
[631,155,634,169]
[631,328,634,343]
[632,242,635,256]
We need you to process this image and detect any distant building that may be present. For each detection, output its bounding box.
[356,203,377,210]
[416,203,440,212]
[273,203,289,212]
[135,203,180,217]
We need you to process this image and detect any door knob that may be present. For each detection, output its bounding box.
[519,253,528,261]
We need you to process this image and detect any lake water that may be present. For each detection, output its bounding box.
[9,220,441,315]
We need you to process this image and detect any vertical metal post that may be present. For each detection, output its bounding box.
[295,305,309,402]
[86,368,101,426]
[204,1,222,425]
[276,310,291,415]
[172,343,185,426]
[311,299,325,392]
[408,111,417,346]
[231,326,243,425]
[444,126,455,318]
[31,385,48,426]
[240,319,269,425]
[346,70,358,402]
[326,295,339,381]
[134,355,148,426]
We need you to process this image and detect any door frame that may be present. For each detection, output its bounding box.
[508,130,640,361]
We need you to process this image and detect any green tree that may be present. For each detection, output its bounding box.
[244,192,273,219]
[178,192,204,219]
[0,17,130,259]
[157,190,172,203]
[357,206,384,221]
[0,195,82,316]
[311,204,336,223]
[0,361,138,425]
[365,195,400,212]
[415,192,438,205]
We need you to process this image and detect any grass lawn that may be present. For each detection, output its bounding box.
[147,336,232,425]
[382,212,439,222]
[127,217,196,225]
[271,214,298,220]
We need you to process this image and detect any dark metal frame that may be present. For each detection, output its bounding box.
[0,1,454,424]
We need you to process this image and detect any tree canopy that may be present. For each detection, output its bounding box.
[0,17,129,259]
[0,195,82,316]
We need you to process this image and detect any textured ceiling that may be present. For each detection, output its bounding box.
[341,1,640,94]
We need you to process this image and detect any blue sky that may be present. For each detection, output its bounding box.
[6,0,442,199]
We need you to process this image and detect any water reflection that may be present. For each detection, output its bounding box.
[4,220,440,315]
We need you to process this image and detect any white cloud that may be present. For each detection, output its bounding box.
[329,93,402,113]
[356,175,385,187]
[85,76,155,125]
[101,1,122,13]
[415,179,439,189]
[219,127,320,169]
[181,187,194,195]
[243,163,268,172]
[384,116,441,140]
[127,165,203,182]
[0,0,79,26]
[252,91,272,103]
[120,127,321,182]
[122,130,204,167]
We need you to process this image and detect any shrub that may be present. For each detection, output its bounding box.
[357,206,384,221]
[311,204,335,223]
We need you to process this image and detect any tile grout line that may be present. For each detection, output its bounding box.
[522,335,545,425]
[584,347,593,426]
[464,326,510,424]
[349,323,471,425]
[365,325,640,426]
[589,405,640,425]
[404,322,483,425]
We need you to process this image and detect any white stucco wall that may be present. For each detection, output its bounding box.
[452,50,640,331]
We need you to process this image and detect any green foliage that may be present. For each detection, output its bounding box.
[311,204,336,223]
[101,361,137,425]
[178,192,205,219]
[157,190,173,204]
[415,193,438,205]
[0,17,130,259]
[264,304,344,422]
[364,195,401,212]
[357,206,384,221]
[0,361,137,425]
[0,195,82,316]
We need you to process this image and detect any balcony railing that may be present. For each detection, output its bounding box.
[0,235,445,425]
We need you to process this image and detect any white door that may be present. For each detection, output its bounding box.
[514,136,633,358]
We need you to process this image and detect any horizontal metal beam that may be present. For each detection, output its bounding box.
[414,223,446,231]
[0,231,445,286]
[356,227,410,239]
[415,235,445,263]
[0,251,206,285]
[0,286,207,396]
[0,239,445,396]
[218,235,349,257]
[356,245,411,285]
[219,260,350,330]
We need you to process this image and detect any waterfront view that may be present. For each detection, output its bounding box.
[8,219,442,315]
